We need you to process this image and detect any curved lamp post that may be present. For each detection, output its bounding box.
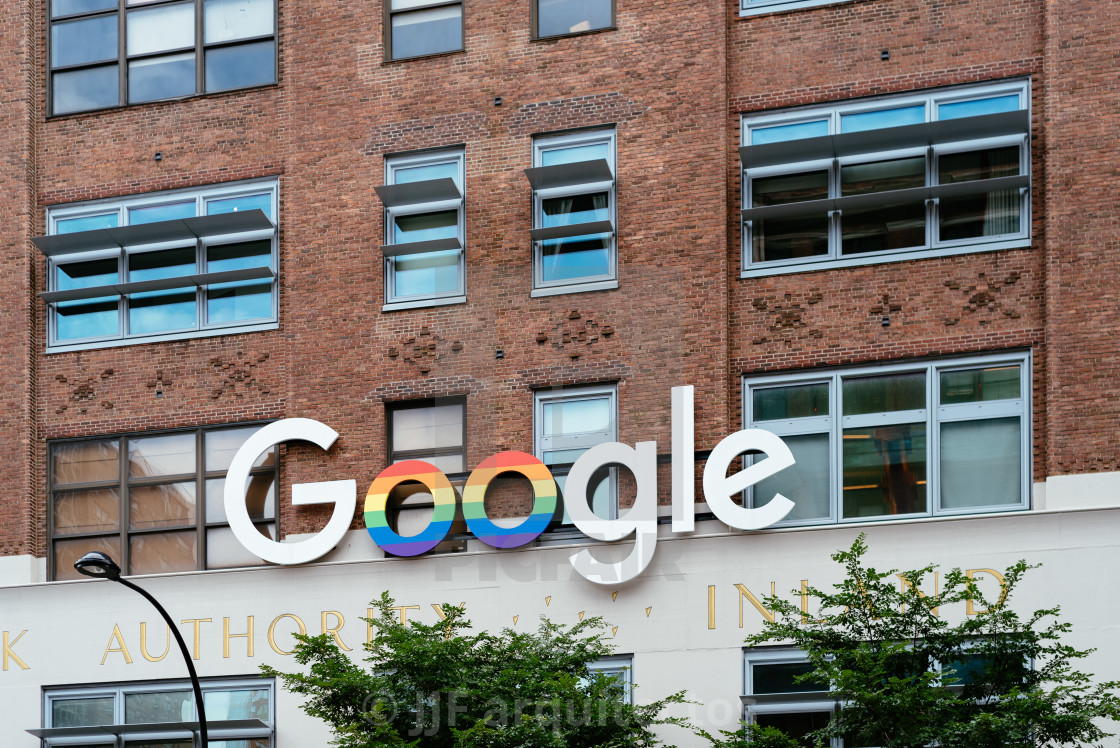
[74,551,208,748]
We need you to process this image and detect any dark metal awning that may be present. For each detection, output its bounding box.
[32,210,275,257]
[39,266,275,303]
[739,110,1030,169]
[380,237,463,257]
[524,159,613,190]
[26,718,269,739]
[374,178,462,207]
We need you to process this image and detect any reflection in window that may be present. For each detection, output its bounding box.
[536,0,613,37]
[387,0,463,60]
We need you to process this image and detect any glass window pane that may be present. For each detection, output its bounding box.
[127,3,195,55]
[129,433,196,477]
[206,524,274,569]
[205,427,275,471]
[940,417,1021,509]
[207,281,272,323]
[754,432,830,521]
[542,192,609,227]
[540,233,610,282]
[130,201,196,225]
[129,53,196,103]
[53,439,120,485]
[753,384,829,421]
[393,210,458,244]
[841,104,925,133]
[127,742,192,748]
[129,289,197,334]
[543,397,611,436]
[391,5,462,59]
[52,16,118,67]
[205,740,268,748]
[842,372,925,415]
[537,0,612,37]
[53,65,120,114]
[125,690,192,723]
[59,258,118,290]
[755,711,832,748]
[753,662,825,694]
[57,213,119,233]
[208,240,271,272]
[129,482,197,529]
[540,141,610,167]
[392,249,461,297]
[938,147,1021,241]
[129,248,196,282]
[56,297,120,340]
[204,688,271,720]
[842,423,927,517]
[53,535,121,581]
[750,170,829,262]
[392,403,463,453]
[129,530,197,574]
[940,365,1021,404]
[204,0,273,43]
[53,0,117,17]
[841,200,925,255]
[54,488,120,534]
[393,160,458,185]
[205,475,275,523]
[206,193,273,219]
[205,40,276,91]
[750,120,829,145]
[51,696,115,727]
[841,157,925,196]
[938,94,1020,120]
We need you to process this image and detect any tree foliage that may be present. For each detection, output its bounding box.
[742,534,1120,748]
[261,592,690,748]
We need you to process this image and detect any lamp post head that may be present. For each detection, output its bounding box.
[74,551,122,580]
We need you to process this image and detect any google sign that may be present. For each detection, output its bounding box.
[224,386,797,584]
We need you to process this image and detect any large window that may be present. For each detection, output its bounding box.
[743,648,832,747]
[739,0,851,16]
[39,181,278,351]
[743,354,1030,525]
[49,424,277,580]
[740,82,1030,276]
[533,0,614,38]
[49,0,277,116]
[376,150,466,309]
[385,0,463,60]
[527,130,617,295]
[534,385,617,530]
[37,678,273,747]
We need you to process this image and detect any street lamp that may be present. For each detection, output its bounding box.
[74,551,209,748]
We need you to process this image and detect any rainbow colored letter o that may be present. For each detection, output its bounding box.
[364,460,458,557]
[461,451,557,548]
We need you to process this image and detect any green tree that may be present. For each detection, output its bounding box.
[262,592,691,748]
[741,534,1120,748]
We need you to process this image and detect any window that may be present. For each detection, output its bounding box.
[534,385,617,531]
[527,130,617,295]
[533,0,614,38]
[385,0,463,60]
[743,649,832,748]
[740,82,1030,276]
[38,181,278,351]
[49,0,277,116]
[376,150,466,309]
[743,353,1030,525]
[586,655,633,703]
[36,678,273,747]
[49,424,277,580]
[739,0,853,16]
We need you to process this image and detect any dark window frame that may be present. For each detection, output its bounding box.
[47,421,278,580]
[530,0,617,40]
[48,0,278,117]
[383,0,465,62]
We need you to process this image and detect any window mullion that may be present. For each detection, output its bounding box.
[195,0,204,94]
[118,0,127,106]
[120,436,131,574]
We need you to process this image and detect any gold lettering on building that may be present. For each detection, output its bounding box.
[180,618,213,660]
[965,568,1008,615]
[320,611,351,652]
[267,614,306,656]
[390,605,420,625]
[140,622,171,662]
[707,585,716,630]
[736,582,776,626]
[898,572,940,616]
[101,624,133,665]
[224,616,255,658]
[2,630,30,671]
[429,603,466,622]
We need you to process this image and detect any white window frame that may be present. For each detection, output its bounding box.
[41,677,274,747]
[531,129,618,296]
[534,384,618,537]
[743,352,1031,527]
[587,654,633,703]
[382,149,466,310]
[743,648,837,745]
[45,179,279,352]
[740,81,1031,277]
[740,0,857,17]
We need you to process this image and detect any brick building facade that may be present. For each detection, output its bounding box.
[1,0,1119,745]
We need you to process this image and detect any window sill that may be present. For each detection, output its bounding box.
[738,0,858,18]
[383,48,465,65]
[46,321,278,354]
[740,237,1030,279]
[531,25,618,42]
[531,279,618,298]
[46,82,279,121]
[382,295,467,312]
